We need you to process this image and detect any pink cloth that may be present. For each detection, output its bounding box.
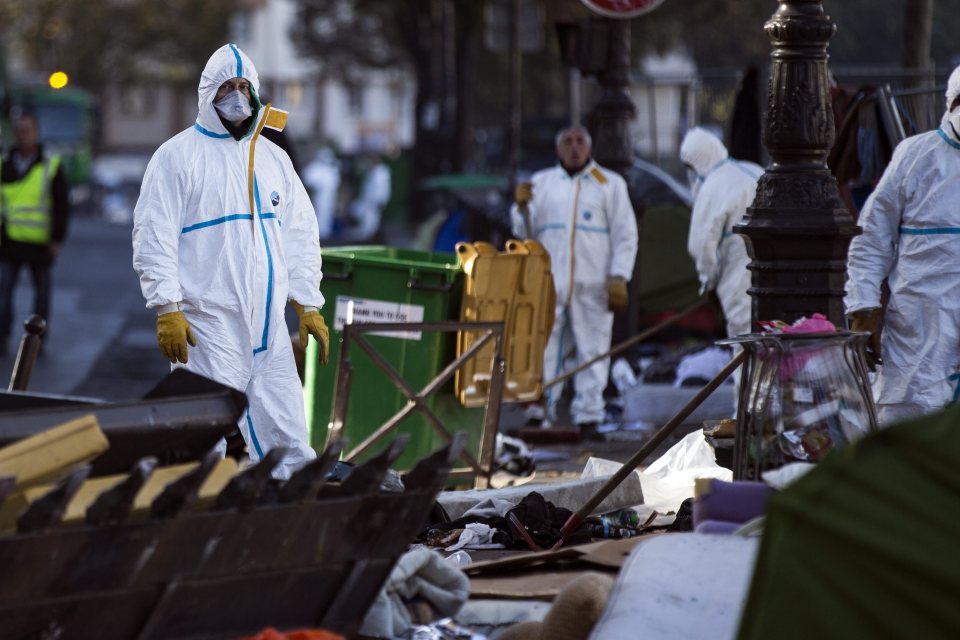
[781,313,836,334]
[759,312,836,335]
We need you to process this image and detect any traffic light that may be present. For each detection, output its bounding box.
[48,71,69,90]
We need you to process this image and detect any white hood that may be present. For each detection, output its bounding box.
[945,63,960,113]
[680,127,729,178]
[938,63,960,139]
[195,43,261,137]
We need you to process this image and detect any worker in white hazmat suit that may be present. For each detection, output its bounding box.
[679,127,763,340]
[302,147,341,241]
[845,63,960,426]
[345,153,391,242]
[133,44,330,479]
[511,125,638,435]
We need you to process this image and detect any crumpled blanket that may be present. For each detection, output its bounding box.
[359,547,470,638]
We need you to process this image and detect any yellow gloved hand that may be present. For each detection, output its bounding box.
[848,307,883,371]
[607,277,629,312]
[156,311,197,364]
[293,301,330,365]
[515,181,533,206]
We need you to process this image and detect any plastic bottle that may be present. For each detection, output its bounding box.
[445,550,473,567]
[616,508,640,527]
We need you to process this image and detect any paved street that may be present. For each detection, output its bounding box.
[0,214,167,400]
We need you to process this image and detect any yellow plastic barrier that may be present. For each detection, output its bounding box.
[455,239,555,407]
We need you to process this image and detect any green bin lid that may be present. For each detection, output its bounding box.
[321,246,462,272]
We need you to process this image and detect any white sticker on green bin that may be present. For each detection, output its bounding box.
[333,295,425,340]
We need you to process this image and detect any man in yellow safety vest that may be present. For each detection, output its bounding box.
[0,112,71,355]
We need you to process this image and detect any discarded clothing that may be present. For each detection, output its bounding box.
[421,491,590,550]
[444,523,501,552]
[360,547,470,639]
[505,491,591,549]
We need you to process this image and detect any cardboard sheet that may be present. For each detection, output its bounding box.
[464,536,647,575]
[464,537,651,599]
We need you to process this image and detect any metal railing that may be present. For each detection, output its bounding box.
[329,320,506,488]
[877,83,947,146]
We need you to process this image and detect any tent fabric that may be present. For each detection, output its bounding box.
[737,405,960,639]
[636,203,700,313]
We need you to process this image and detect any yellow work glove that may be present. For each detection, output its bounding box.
[607,277,629,312]
[514,181,533,206]
[848,307,882,371]
[156,311,197,364]
[293,301,330,365]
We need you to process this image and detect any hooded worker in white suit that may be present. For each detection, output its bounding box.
[845,64,960,426]
[133,44,330,478]
[680,127,763,342]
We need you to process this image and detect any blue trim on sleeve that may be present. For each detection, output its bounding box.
[194,123,231,139]
[229,43,243,78]
[900,225,960,235]
[575,224,610,234]
[181,214,253,234]
[253,175,275,355]
[534,223,566,234]
[937,128,960,151]
[245,412,265,460]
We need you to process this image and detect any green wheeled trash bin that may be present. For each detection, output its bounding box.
[304,246,485,472]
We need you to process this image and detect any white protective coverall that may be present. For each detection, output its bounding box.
[680,128,763,339]
[510,160,638,424]
[302,148,341,240]
[133,44,323,478]
[845,65,960,425]
[347,160,391,241]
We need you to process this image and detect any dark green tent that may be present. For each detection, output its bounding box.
[737,405,960,639]
[636,203,701,313]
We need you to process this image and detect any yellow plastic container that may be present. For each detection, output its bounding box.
[455,239,555,407]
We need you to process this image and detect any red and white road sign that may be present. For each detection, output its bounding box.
[580,0,665,19]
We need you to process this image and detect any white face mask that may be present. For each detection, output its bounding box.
[214,89,253,124]
[950,107,960,136]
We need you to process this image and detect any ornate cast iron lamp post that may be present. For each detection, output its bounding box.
[589,18,636,175]
[735,0,859,327]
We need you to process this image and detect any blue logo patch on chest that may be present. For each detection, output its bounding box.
[270,190,280,206]
[582,211,592,220]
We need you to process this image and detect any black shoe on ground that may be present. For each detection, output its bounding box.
[577,421,603,441]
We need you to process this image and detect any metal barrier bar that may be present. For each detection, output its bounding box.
[543,297,708,390]
[329,321,505,488]
[343,331,497,464]
[346,334,483,473]
[477,333,506,489]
